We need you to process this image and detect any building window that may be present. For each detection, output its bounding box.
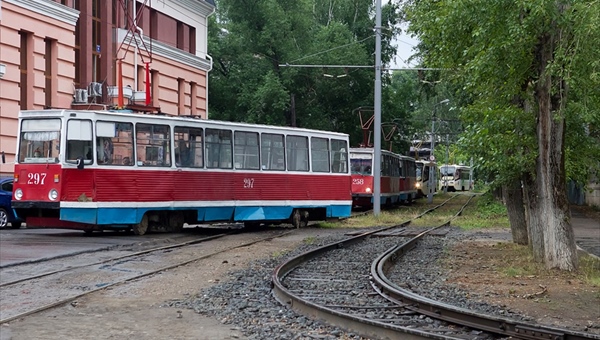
[19,31,32,111]
[178,78,185,114]
[92,0,102,82]
[189,26,196,54]
[45,38,57,108]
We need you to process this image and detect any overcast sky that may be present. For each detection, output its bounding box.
[390,23,420,69]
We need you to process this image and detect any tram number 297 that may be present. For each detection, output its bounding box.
[28,173,47,185]
[243,178,254,189]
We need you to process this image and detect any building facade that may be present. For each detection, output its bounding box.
[0,0,215,176]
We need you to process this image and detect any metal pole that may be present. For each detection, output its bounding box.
[427,118,435,203]
[133,0,138,90]
[444,133,449,193]
[373,0,382,215]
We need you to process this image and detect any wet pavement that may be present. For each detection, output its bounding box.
[0,226,225,268]
[571,205,600,257]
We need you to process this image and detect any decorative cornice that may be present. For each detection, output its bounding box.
[177,0,215,17]
[117,29,212,72]
[5,0,79,26]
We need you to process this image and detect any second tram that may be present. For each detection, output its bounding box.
[349,147,417,208]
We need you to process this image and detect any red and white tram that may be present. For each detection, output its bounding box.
[11,109,352,234]
[349,147,417,208]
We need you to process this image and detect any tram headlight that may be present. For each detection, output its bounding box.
[415,183,421,188]
[49,189,59,201]
[14,188,23,200]
[366,187,372,193]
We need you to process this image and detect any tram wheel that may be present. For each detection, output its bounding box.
[133,215,149,236]
[291,209,308,229]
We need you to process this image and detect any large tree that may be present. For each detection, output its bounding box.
[208,0,402,145]
[406,0,600,270]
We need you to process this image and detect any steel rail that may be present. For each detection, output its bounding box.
[371,196,600,340]
[0,233,230,288]
[0,230,296,325]
[272,195,464,340]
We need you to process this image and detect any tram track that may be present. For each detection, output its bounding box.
[272,195,600,340]
[0,232,231,288]
[0,228,295,324]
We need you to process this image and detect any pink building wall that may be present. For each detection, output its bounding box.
[0,1,213,176]
[0,1,77,175]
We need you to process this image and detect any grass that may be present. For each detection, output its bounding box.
[316,192,509,230]
[580,254,600,286]
[485,242,600,287]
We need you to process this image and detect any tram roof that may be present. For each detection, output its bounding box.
[18,109,349,138]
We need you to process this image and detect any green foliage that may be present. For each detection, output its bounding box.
[404,0,600,191]
[208,0,403,145]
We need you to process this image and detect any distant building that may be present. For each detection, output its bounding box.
[0,0,215,175]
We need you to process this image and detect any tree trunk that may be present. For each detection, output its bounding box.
[503,179,528,245]
[522,172,544,261]
[532,28,578,271]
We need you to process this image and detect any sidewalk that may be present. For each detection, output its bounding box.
[571,205,600,257]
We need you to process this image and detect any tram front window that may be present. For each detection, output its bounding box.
[18,119,61,163]
[350,158,372,175]
[440,165,456,177]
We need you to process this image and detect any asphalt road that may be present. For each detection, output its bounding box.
[0,226,231,268]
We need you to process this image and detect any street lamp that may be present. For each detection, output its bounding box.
[427,99,450,203]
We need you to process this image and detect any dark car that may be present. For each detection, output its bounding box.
[0,177,23,229]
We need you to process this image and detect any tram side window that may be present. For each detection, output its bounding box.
[136,124,171,167]
[234,131,259,170]
[311,137,330,173]
[261,133,285,170]
[66,119,93,164]
[399,159,406,177]
[286,135,308,172]
[96,121,134,166]
[408,161,416,178]
[174,127,203,168]
[460,170,470,180]
[381,155,389,176]
[18,119,61,163]
[423,166,430,182]
[205,129,232,169]
[330,139,348,173]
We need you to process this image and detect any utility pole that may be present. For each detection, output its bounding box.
[427,99,450,203]
[444,133,449,193]
[427,117,435,203]
[373,0,382,215]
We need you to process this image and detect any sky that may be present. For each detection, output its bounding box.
[390,24,420,69]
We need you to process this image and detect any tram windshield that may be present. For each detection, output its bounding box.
[350,155,372,175]
[18,119,61,163]
[416,164,423,180]
[440,165,456,177]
